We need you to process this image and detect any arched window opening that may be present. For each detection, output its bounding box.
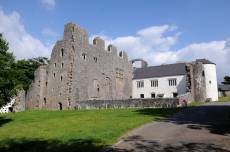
[82,53,86,60]
[43,97,47,105]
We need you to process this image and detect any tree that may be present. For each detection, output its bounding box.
[14,57,49,90]
[222,76,230,85]
[0,33,17,106]
[0,33,49,106]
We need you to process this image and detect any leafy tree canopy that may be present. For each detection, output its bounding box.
[222,76,230,85]
[0,33,16,106]
[0,33,49,106]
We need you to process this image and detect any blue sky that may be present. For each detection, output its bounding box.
[0,0,230,81]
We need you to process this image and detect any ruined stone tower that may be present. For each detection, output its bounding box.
[25,22,133,110]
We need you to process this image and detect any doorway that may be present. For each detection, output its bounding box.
[58,102,62,110]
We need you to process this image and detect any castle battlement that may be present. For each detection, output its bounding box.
[62,22,129,60]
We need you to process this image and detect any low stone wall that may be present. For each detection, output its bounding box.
[75,98,179,110]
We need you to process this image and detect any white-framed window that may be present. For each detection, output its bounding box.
[140,94,144,98]
[151,80,158,87]
[137,81,144,88]
[168,78,177,86]
[151,93,156,98]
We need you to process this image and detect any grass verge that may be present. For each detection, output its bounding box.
[218,97,230,102]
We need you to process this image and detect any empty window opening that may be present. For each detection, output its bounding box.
[45,82,48,87]
[72,45,75,50]
[173,93,178,98]
[119,51,122,57]
[168,79,177,86]
[54,63,56,67]
[72,26,74,32]
[97,86,100,92]
[202,71,205,77]
[53,73,56,78]
[61,48,64,57]
[151,80,158,87]
[140,94,144,98]
[151,93,156,98]
[108,45,111,51]
[93,39,97,45]
[60,76,63,81]
[137,81,144,88]
[82,53,86,60]
[94,57,98,63]
[61,63,64,68]
[43,97,47,105]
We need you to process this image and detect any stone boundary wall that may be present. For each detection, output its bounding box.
[75,98,179,110]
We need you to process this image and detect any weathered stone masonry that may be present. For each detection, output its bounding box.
[25,22,133,110]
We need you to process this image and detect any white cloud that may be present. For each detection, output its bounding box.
[91,26,230,82]
[0,9,52,59]
[41,0,56,10]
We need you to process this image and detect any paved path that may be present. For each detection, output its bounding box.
[110,102,230,152]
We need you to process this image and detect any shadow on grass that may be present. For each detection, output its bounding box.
[0,138,106,152]
[0,117,12,127]
[109,135,230,152]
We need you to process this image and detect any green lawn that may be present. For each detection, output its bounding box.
[219,97,230,102]
[188,101,206,107]
[0,108,181,152]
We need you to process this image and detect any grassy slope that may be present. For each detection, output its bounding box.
[0,108,181,152]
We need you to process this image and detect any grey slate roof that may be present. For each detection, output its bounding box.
[133,63,187,79]
[218,84,230,91]
[196,59,215,65]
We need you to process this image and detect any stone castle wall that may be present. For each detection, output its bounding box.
[25,22,132,110]
[187,62,207,102]
[75,98,178,110]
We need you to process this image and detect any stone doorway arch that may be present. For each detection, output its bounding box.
[58,102,62,110]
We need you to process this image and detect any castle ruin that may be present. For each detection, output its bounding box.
[25,22,133,110]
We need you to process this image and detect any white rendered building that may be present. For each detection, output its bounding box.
[132,59,218,101]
